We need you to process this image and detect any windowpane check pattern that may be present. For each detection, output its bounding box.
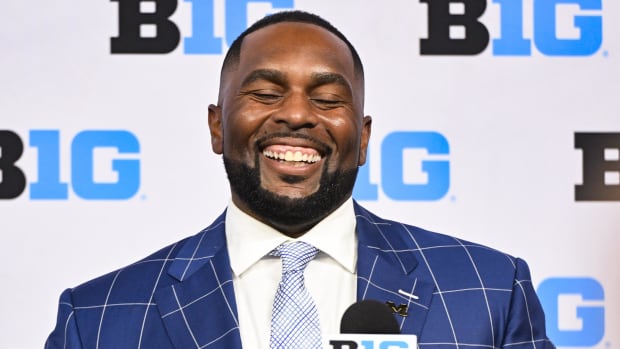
[270,241,322,349]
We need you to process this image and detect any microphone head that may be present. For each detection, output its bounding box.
[340,300,400,334]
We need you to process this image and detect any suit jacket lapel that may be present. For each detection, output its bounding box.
[153,203,436,347]
[154,212,243,349]
[354,203,436,336]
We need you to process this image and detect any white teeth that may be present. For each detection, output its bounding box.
[263,149,321,163]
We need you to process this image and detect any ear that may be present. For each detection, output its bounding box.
[358,115,372,166]
[208,104,223,154]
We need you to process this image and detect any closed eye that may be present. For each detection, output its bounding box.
[248,91,282,104]
[310,98,344,109]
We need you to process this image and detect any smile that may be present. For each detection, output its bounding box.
[262,145,323,165]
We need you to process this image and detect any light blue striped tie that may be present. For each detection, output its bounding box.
[270,241,322,349]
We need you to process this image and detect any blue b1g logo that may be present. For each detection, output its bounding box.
[0,130,141,200]
[329,334,417,348]
[354,131,450,201]
[537,277,605,346]
[421,0,603,56]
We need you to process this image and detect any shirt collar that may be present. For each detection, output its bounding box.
[226,198,357,277]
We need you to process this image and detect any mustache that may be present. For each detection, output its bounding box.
[255,132,333,156]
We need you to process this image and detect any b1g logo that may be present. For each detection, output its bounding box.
[0,130,140,200]
[328,334,417,348]
[575,132,620,201]
[420,0,603,56]
[537,277,605,346]
[111,0,294,54]
[354,131,450,201]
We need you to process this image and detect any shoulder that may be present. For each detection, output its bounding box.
[67,237,190,307]
[67,213,228,306]
[355,203,519,283]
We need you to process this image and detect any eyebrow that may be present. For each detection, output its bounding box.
[241,69,287,87]
[309,72,352,93]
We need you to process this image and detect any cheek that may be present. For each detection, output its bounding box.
[329,120,363,166]
[223,122,252,154]
[221,108,268,158]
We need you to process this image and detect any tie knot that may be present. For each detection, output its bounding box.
[271,241,319,273]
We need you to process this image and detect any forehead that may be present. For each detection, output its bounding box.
[235,22,358,83]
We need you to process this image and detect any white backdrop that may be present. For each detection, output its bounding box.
[1,0,618,348]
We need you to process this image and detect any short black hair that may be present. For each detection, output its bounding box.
[221,10,364,79]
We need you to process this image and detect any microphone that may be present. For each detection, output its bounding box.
[340,300,400,334]
[325,300,418,349]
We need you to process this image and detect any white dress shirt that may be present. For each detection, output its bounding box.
[225,198,358,348]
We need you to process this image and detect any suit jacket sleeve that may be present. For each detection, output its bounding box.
[502,258,555,349]
[45,289,83,349]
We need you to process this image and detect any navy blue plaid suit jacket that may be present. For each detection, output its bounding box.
[46,203,554,349]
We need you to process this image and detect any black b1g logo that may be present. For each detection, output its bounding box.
[575,132,620,201]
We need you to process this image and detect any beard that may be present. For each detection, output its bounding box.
[223,156,358,231]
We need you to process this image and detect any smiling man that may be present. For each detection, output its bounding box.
[46,11,554,349]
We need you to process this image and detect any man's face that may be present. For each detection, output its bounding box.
[209,22,371,235]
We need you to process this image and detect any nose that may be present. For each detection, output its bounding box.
[272,92,318,130]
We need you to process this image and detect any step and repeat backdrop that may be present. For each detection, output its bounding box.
[1,0,618,347]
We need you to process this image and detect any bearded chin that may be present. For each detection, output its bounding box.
[223,156,358,230]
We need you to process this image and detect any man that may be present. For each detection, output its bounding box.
[46,10,554,349]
